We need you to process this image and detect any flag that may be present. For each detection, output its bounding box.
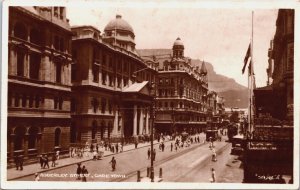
[242,44,251,74]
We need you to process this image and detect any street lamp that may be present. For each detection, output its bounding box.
[149,81,156,182]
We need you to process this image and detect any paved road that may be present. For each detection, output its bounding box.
[125,139,231,182]
[14,134,208,182]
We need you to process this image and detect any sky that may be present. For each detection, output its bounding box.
[66,4,278,88]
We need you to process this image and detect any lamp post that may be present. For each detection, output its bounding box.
[149,81,156,182]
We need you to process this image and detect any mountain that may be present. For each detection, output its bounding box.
[137,49,249,108]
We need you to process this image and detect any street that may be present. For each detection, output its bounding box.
[13,134,243,183]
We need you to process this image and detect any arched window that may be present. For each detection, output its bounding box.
[92,121,97,140]
[29,53,41,79]
[14,22,27,40]
[30,28,40,45]
[28,127,38,149]
[100,121,105,139]
[14,127,26,151]
[54,128,61,147]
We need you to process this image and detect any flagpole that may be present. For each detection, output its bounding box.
[249,11,254,134]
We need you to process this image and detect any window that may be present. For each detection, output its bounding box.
[14,22,27,40]
[59,7,64,20]
[56,62,62,83]
[164,102,168,108]
[54,97,58,109]
[71,98,76,112]
[28,127,38,149]
[54,7,59,17]
[22,94,26,107]
[101,98,106,113]
[117,77,121,88]
[30,28,40,45]
[92,121,97,140]
[91,98,99,113]
[92,63,99,82]
[35,95,40,108]
[29,53,40,79]
[54,36,60,50]
[59,38,64,52]
[17,51,25,77]
[108,101,112,114]
[59,97,63,110]
[102,72,107,85]
[29,95,34,108]
[54,128,61,147]
[15,94,20,107]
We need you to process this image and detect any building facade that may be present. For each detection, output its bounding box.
[244,9,294,183]
[71,15,158,145]
[154,38,209,135]
[256,9,294,122]
[7,6,72,162]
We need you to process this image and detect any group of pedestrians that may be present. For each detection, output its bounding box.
[14,155,24,171]
[75,163,89,182]
[147,148,156,161]
[39,151,60,169]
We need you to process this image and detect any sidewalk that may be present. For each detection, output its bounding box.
[7,140,161,181]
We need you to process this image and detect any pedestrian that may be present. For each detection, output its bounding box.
[14,155,19,170]
[159,143,162,151]
[51,153,56,167]
[81,165,88,182]
[90,144,94,153]
[56,150,60,160]
[120,143,123,152]
[171,143,173,152]
[39,155,44,169]
[152,149,156,161]
[96,144,99,153]
[18,155,24,171]
[197,136,200,143]
[147,148,151,159]
[34,173,40,181]
[109,156,117,171]
[70,147,73,158]
[76,163,82,180]
[175,144,178,152]
[116,143,119,153]
[162,142,165,152]
[210,168,216,183]
[111,144,115,153]
[104,142,108,151]
[44,154,49,169]
[135,141,138,149]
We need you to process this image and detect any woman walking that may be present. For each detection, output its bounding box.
[109,157,117,171]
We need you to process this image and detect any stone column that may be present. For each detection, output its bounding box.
[139,108,144,135]
[145,109,149,135]
[113,108,118,136]
[133,105,137,136]
[25,53,30,78]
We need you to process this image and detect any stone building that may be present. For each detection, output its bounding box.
[254,9,294,123]
[7,6,72,162]
[244,9,294,183]
[153,38,209,135]
[71,15,158,144]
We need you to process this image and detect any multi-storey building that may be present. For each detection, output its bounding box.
[254,9,294,122]
[154,38,209,135]
[7,6,72,162]
[244,9,294,183]
[71,15,157,144]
